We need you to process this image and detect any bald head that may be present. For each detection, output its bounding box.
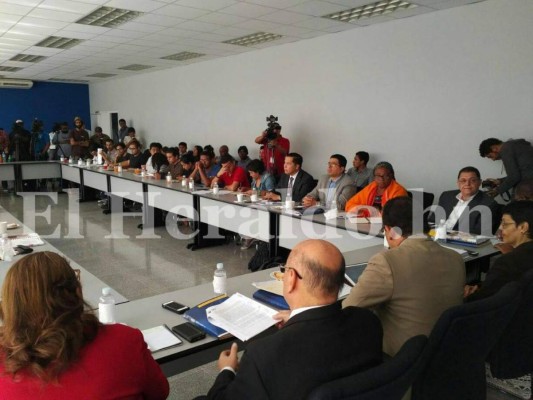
[286,240,345,301]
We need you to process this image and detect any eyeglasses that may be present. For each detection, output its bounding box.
[128,147,137,151]
[374,174,391,179]
[458,178,479,185]
[500,221,516,228]
[279,265,303,280]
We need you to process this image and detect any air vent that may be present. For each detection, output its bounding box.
[35,36,84,49]
[222,32,283,47]
[49,78,89,83]
[118,64,154,71]
[76,6,143,28]
[10,54,47,63]
[0,66,22,72]
[160,52,205,61]
[0,79,33,89]
[322,0,416,22]
[86,73,118,78]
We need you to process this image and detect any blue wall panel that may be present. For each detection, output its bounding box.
[0,81,90,133]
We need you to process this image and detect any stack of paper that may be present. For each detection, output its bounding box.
[141,325,182,353]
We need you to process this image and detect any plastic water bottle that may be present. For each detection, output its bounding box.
[166,172,172,182]
[181,175,187,187]
[213,263,227,294]
[213,181,219,195]
[435,219,447,242]
[98,287,116,324]
[286,190,292,203]
[0,234,15,262]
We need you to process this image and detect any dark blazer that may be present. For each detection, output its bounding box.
[274,169,315,202]
[432,190,500,235]
[467,241,533,302]
[206,303,383,400]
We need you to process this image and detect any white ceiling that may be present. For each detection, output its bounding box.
[0,0,486,83]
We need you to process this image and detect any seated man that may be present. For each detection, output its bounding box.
[343,197,465,356]
[114,142,130,165]
[430,166,500,235]
[302,154,356,211]
[191,150,220,186]
[117,140,143,169]
[347,151,372,190]
[211,155,249,191]
[345,161,407,215]
[178,153,195,180]
[165,147,183,179]
[264,153,315,202]
[145,142,163,174]
[203,239,383,400]
[100,139,117,165]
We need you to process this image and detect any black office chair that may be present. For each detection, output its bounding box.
[407,190,435,232]
[412,281,522,400]
[488,268,533,379]
[307,335,428,400]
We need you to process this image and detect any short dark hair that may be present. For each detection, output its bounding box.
[149,142,162,151]
[220,154,234,164]
[94,126,102,133]
[330,154,347,168]
[116,142,126,150]
[104,138,114,145]
[127,127,135,133]
[479,138,502,157]
[247,159,265,174]
[287,152,303,167]
[128,139,140,148]
[502,201,533,238]
[374,161,395,179]
[165,147,179,157]
[180,153,194,164]
[238,146,248,154]
[355,151,369,165]
[382,196,413,237]
[152,152,169,171]
[179,142,187,147]
[457,166,481,179]
[119,118,126,123]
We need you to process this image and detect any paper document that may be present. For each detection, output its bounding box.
[252,280,284,296]
[441,245,468,256]
[141,325,182,353]
[206,293,277,341]
[9,233,44,247]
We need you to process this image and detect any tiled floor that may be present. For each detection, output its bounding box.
[0,189,524,400]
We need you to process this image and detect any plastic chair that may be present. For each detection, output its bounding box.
[307,335,428,400]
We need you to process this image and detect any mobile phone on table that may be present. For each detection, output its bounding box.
[171,322,206,342]
[162,301,189,314]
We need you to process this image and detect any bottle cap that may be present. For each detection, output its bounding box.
[216,263,224,269]
[102,287,111,295]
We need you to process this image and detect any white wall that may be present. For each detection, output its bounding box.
[89,0,533,197]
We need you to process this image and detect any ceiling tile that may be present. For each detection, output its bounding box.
[175,0,238,11]
[26,8,85,22]
[0,3,34,15]
[37,0,99,14]
[115,21,166,33]
[3,0,43,6]
[25,46,64,55]
[18,16,71,29]
[233,19,285,32]
[53,29,99,39]
[103,0,168,12]
[158,27,201,38]
[133,13,185,27]
[9,24,58,36]
[195,12,248,26]
[212,26,257,37]
[258,10,311,25]
[219,2,279,18]
[192,32,233,42]
[286,1,348,17]
[391,5,435,19]
[294,16,349,30]
[62,23,110,34]
[152,4,211,19]
[243,0,309,9]
[0,13,23,25]
[177,20,222,33]
[327,0,380,7]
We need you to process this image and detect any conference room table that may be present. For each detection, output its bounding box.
[0,206,127,308]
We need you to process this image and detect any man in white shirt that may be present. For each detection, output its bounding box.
[431,166,500,235]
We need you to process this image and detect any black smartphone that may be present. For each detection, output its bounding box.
[171,322,206,343]
[162,301,189,314]
[14,245,33,255]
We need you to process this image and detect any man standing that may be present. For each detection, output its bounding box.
[118,119,128,142]
[9,120,32,161]
[303,154,356,211]
[255,122,290,178]
[343,196,465,356]
[203,239,383,400]
[264,153,315,202]
[68,117,90,159]
[347,151,372,190]
[55,122,72,159]
[479,137,533,197]
[431,166,500,235]
[89,126,110,153]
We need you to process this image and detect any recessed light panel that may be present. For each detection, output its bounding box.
[118,64,155,71]
[86,73,118,78]
[76,7,143,28]
[10,54,47,63]
[160,52,206,61]
[222,32,283,47]
[35,36,84,49]
[323,0,416,22]
[0,66,22,72]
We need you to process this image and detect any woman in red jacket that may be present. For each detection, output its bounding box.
[0,252,169,400]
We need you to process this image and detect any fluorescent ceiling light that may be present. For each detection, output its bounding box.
[35,36,84,49]
[76,7,144,28]
[323,0,416,22]
[160,52,205,61]
[10,54,47,63]
[222,32,283,47]
[86,73,117,78]
[0,66,22,72]
[118,64,155,71]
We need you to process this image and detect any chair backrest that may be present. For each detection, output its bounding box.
[307,335,428,400]
[488,268,533,378]
[407,190,435,232]
[412,281,522,400]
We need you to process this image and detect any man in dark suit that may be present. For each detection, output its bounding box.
[203,239,383,400]
[431,166,500,235]
[263,152,315,202]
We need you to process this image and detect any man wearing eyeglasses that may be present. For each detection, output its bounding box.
[430,166,499,235]
[302,154,356,211]
[202,239,383,400]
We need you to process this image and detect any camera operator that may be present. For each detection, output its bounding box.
[9,120,31,161]
[254,116,290,179]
